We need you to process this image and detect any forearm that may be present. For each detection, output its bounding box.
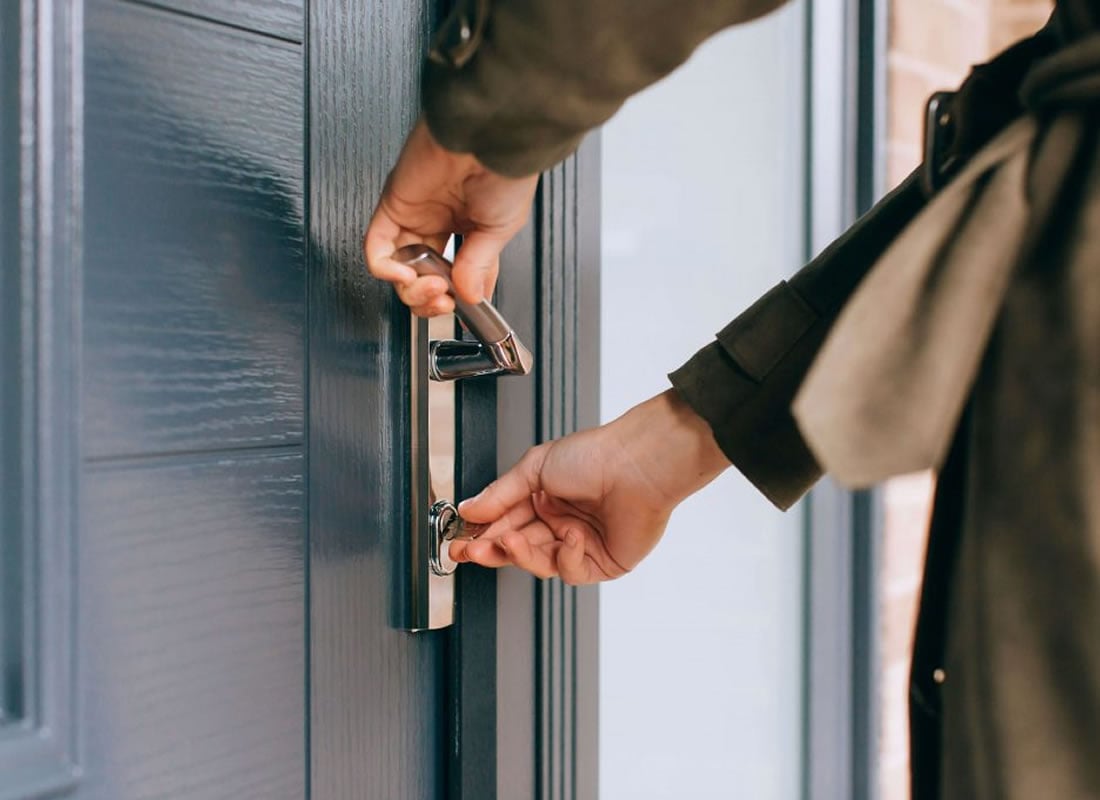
[423,0,790,176]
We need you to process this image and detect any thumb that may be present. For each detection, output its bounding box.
[459,444,549,523]
[362,206,417,286]
[452,231,504,303]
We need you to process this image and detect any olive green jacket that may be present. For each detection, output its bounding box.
[424,0,786,177]
[423,2,1100,799]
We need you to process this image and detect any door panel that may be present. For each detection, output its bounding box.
[147,0,303,43]
[80,454,305,799]
[84,2,305,458]
[77,2,309,799]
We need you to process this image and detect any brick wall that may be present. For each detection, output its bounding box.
[989,0,1056,52]
[877,2,1052,798]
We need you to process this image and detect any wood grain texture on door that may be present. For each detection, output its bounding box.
[77,2,308,798]
[84,2,305,459]
[307,1,447,799]
[80,454,305,799]
[135,0,302,43]
[6,0,568,795]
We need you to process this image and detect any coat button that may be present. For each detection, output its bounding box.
[933,668,946,684]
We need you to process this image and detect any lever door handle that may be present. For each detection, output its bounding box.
[395,244,533,632]
[393,244,533,381]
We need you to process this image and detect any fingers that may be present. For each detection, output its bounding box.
[451,508,561,580]
[363,179,504,309]
[556,529,590,585]
[362,208,418,286]
[393,275,449,307]
[533,491,601,534]
[450,502,538,564]
[532,493,603,585]
[363,115,535,313]
[363,195,455,289]
[453,524,558,578]
[497,530,560,579]
[364,219,457,316]
[451,231,503,303]
[458,445,549,523]
[451,511,596,585]
[451,538,512,568]
[458,525,591,584]
[532,492,629,580]
[408,296,456,318]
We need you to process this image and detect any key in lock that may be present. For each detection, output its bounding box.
[428,501,490,577]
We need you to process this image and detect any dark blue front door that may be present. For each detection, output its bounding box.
[2,1,448,798]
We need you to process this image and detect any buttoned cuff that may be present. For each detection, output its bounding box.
[669,282,824,510]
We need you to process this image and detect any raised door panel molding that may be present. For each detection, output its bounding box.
[79,454,306,800]
[147,0,303,43]
[83,2,305,459]
[0,1,81,797]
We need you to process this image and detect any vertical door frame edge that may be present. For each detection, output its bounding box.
[491,133,601,800]
[0,0,82,795]
[533,134,601,800]
[802,0,887,798]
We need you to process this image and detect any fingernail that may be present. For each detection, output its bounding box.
[566,530,579,547]
[459,487,487,511]
[496,539,509,554]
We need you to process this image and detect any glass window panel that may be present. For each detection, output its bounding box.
[598,5,807,797]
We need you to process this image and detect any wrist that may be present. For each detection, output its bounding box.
[612,389,730,507]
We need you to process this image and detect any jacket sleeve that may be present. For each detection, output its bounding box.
[669,172,926,510]
[422,0,789,177]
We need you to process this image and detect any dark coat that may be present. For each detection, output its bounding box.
[424,1,1100,797]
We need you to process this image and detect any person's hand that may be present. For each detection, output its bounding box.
[363,118,539,317]
[451,390,731,584]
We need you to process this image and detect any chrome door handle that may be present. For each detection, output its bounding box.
[393,244,533,381]
[395,244,532,632]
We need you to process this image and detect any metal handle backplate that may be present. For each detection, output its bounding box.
[394,245,532,632]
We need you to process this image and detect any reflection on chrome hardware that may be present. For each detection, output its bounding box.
[396,244,532,632]
[393,244,534,381]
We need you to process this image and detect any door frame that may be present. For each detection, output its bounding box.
[0,1,81,796]
[453,136,602,800]
[801,0,887,798]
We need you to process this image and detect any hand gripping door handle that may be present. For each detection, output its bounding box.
[393,244,534,381]
[393,243,532,632]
